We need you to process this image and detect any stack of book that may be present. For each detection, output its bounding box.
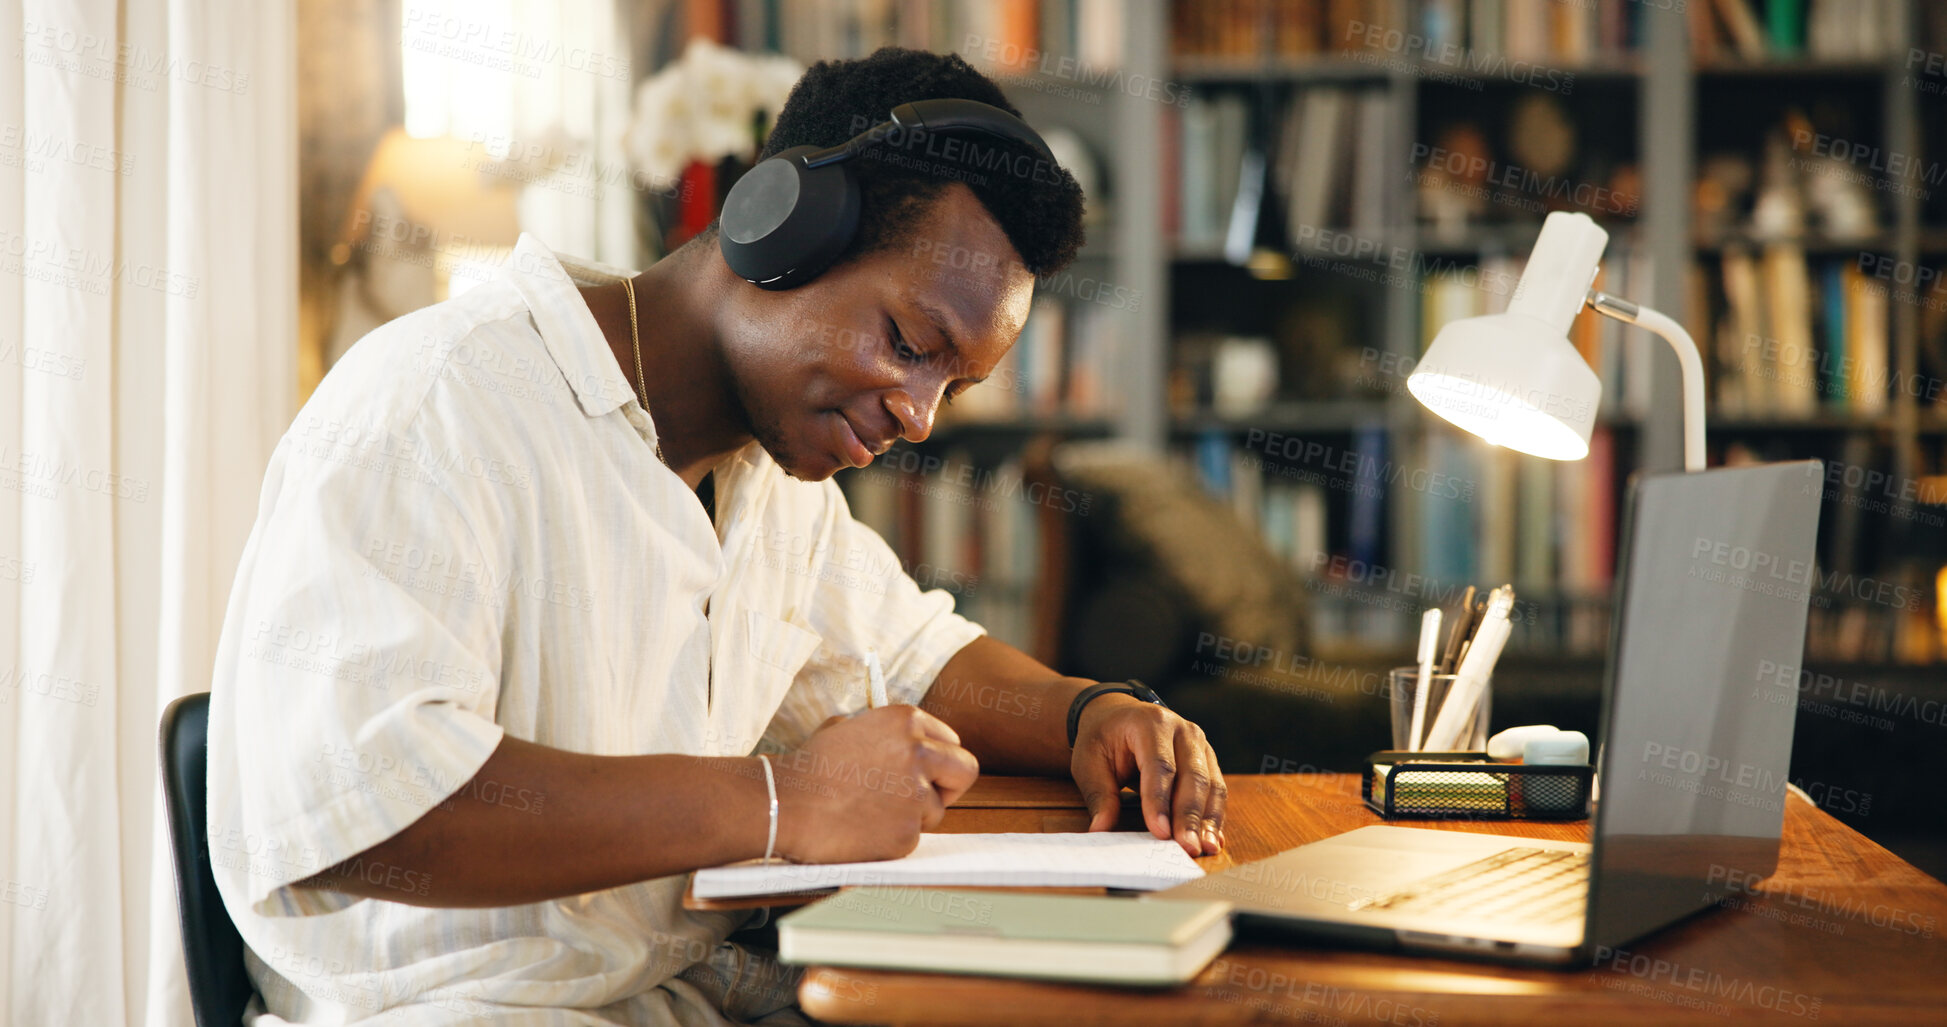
[1691,0,1911,61]
[743,0,1124,68]
[779,887,1231,986]
[1415,0,1646,61]
[1705,246,1891,418]
[1169,0,1647,62]
[1168,85,1392,250]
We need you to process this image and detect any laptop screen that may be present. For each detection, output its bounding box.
[1585,461,1825,953]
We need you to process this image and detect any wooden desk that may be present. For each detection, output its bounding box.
[799,774,1947,1026]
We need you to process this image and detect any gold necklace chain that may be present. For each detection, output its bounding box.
[623,276,667,466]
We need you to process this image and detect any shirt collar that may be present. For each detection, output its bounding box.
[499,232,782,527]
[500,232,639,420]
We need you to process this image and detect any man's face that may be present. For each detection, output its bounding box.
[718,184,1036,481]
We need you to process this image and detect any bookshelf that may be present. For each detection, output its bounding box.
[643,0,1947,882]
[1142,0,1944,666]
[654,0,1944,668]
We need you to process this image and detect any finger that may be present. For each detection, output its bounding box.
[1202,744,1229,854]
[901,704,963,747]
[1171,730,1213,857]
[915,738,980,807]
[1135,731,1178,843]
[917,784,949,833]
[1071,748,1125,832]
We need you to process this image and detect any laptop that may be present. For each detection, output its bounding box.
[1153,461,1826,965]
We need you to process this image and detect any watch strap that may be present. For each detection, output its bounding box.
[1066,680,1164,748]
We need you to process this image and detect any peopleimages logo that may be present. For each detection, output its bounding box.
[401,7,629,81]
[1691,535,1922,610]
[1344,19,1575,94]
[961,35,1193,108]
[1408,143,1637,215]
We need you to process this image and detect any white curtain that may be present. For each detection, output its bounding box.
[505,0,638,267]
[0,0,297,1024]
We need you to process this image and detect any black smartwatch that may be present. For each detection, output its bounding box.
[1066,679,1167,748]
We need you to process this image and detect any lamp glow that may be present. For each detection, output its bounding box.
[1408,211,1708,471]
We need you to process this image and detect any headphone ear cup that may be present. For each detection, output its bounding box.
[718,146,861,290]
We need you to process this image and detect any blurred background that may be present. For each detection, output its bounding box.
[298,0,1947,876]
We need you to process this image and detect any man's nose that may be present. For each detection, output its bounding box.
[884,390,938,445]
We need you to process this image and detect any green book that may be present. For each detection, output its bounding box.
[1765,0,1805,53]
[777,887,1232,986]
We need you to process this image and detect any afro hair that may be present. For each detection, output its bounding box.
[757,47,1087,277]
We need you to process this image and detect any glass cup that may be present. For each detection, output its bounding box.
[1389,668,1491,752]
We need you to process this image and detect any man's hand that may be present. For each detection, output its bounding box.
[1071,695,1226,857]
[771,705,980,864]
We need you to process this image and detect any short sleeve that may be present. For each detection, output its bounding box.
[206,412,508,918]
[759,480,985,749]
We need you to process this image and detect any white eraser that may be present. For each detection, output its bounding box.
[1487,724,1559,760]
[1524,730,1590,766]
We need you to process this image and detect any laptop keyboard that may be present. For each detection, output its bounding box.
[1347,847,1589,926]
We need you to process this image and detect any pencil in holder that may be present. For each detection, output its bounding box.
[1363,751,1592,820]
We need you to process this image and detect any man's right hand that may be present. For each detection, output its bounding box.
[292,708,978,907]
[770,705,980,864]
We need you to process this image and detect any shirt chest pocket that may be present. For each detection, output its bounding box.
[708,607,823,755]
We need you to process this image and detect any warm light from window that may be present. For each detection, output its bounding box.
[400,0,517,154]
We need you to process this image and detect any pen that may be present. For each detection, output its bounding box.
[865,648,888,709]
[1438,586,1475,675]
[1410,608,1441,751]
[1423,613,1510,751]
[1452,593,1490,670]
[1423,586,1515,751]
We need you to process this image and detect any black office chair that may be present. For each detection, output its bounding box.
[160,692,257,1027]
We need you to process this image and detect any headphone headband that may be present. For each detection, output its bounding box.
[801,98,1056,169]
[720,98,1059,290]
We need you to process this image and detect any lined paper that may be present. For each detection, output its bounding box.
[691,832,1205,901]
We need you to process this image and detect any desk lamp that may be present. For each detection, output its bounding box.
[1406,211,1707,471]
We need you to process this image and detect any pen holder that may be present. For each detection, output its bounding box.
[1362,751,1593,820]
[1388,668,1490,752]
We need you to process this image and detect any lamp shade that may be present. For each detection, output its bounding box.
[1407,211,1608,461]
[1407,312,1602,460]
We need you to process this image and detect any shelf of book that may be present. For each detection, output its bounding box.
[681,0,1944,669]
[1156,0,1942,670]
[1169,400,1396,435]
[1692,234,1902,256]
[1169,54,1393,84]
[1692,59,1914,78]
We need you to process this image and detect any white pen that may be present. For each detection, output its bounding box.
[1423,612,1511,751]
[865,647,889,709]
[1410,607,1441,751]
[1483,584,1514,622]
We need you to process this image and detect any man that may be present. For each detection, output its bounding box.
[208,48,1226,1025]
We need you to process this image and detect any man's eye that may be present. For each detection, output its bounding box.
[888,320,921,362]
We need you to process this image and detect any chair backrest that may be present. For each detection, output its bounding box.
[159,692,256,1027]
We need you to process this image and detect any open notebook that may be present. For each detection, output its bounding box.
[690,832,1205,901]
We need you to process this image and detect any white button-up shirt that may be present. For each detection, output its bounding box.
[206,233,984,1024]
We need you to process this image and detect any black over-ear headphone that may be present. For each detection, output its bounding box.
[718,98,1056,290]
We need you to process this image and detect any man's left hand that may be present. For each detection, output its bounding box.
[1070,694,1226,856]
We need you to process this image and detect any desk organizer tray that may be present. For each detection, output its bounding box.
[1362,751,1591,820]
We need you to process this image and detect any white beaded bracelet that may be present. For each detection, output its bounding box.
[758,754,779,865]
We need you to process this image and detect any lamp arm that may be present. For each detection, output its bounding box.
[1587,290,1707,472]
